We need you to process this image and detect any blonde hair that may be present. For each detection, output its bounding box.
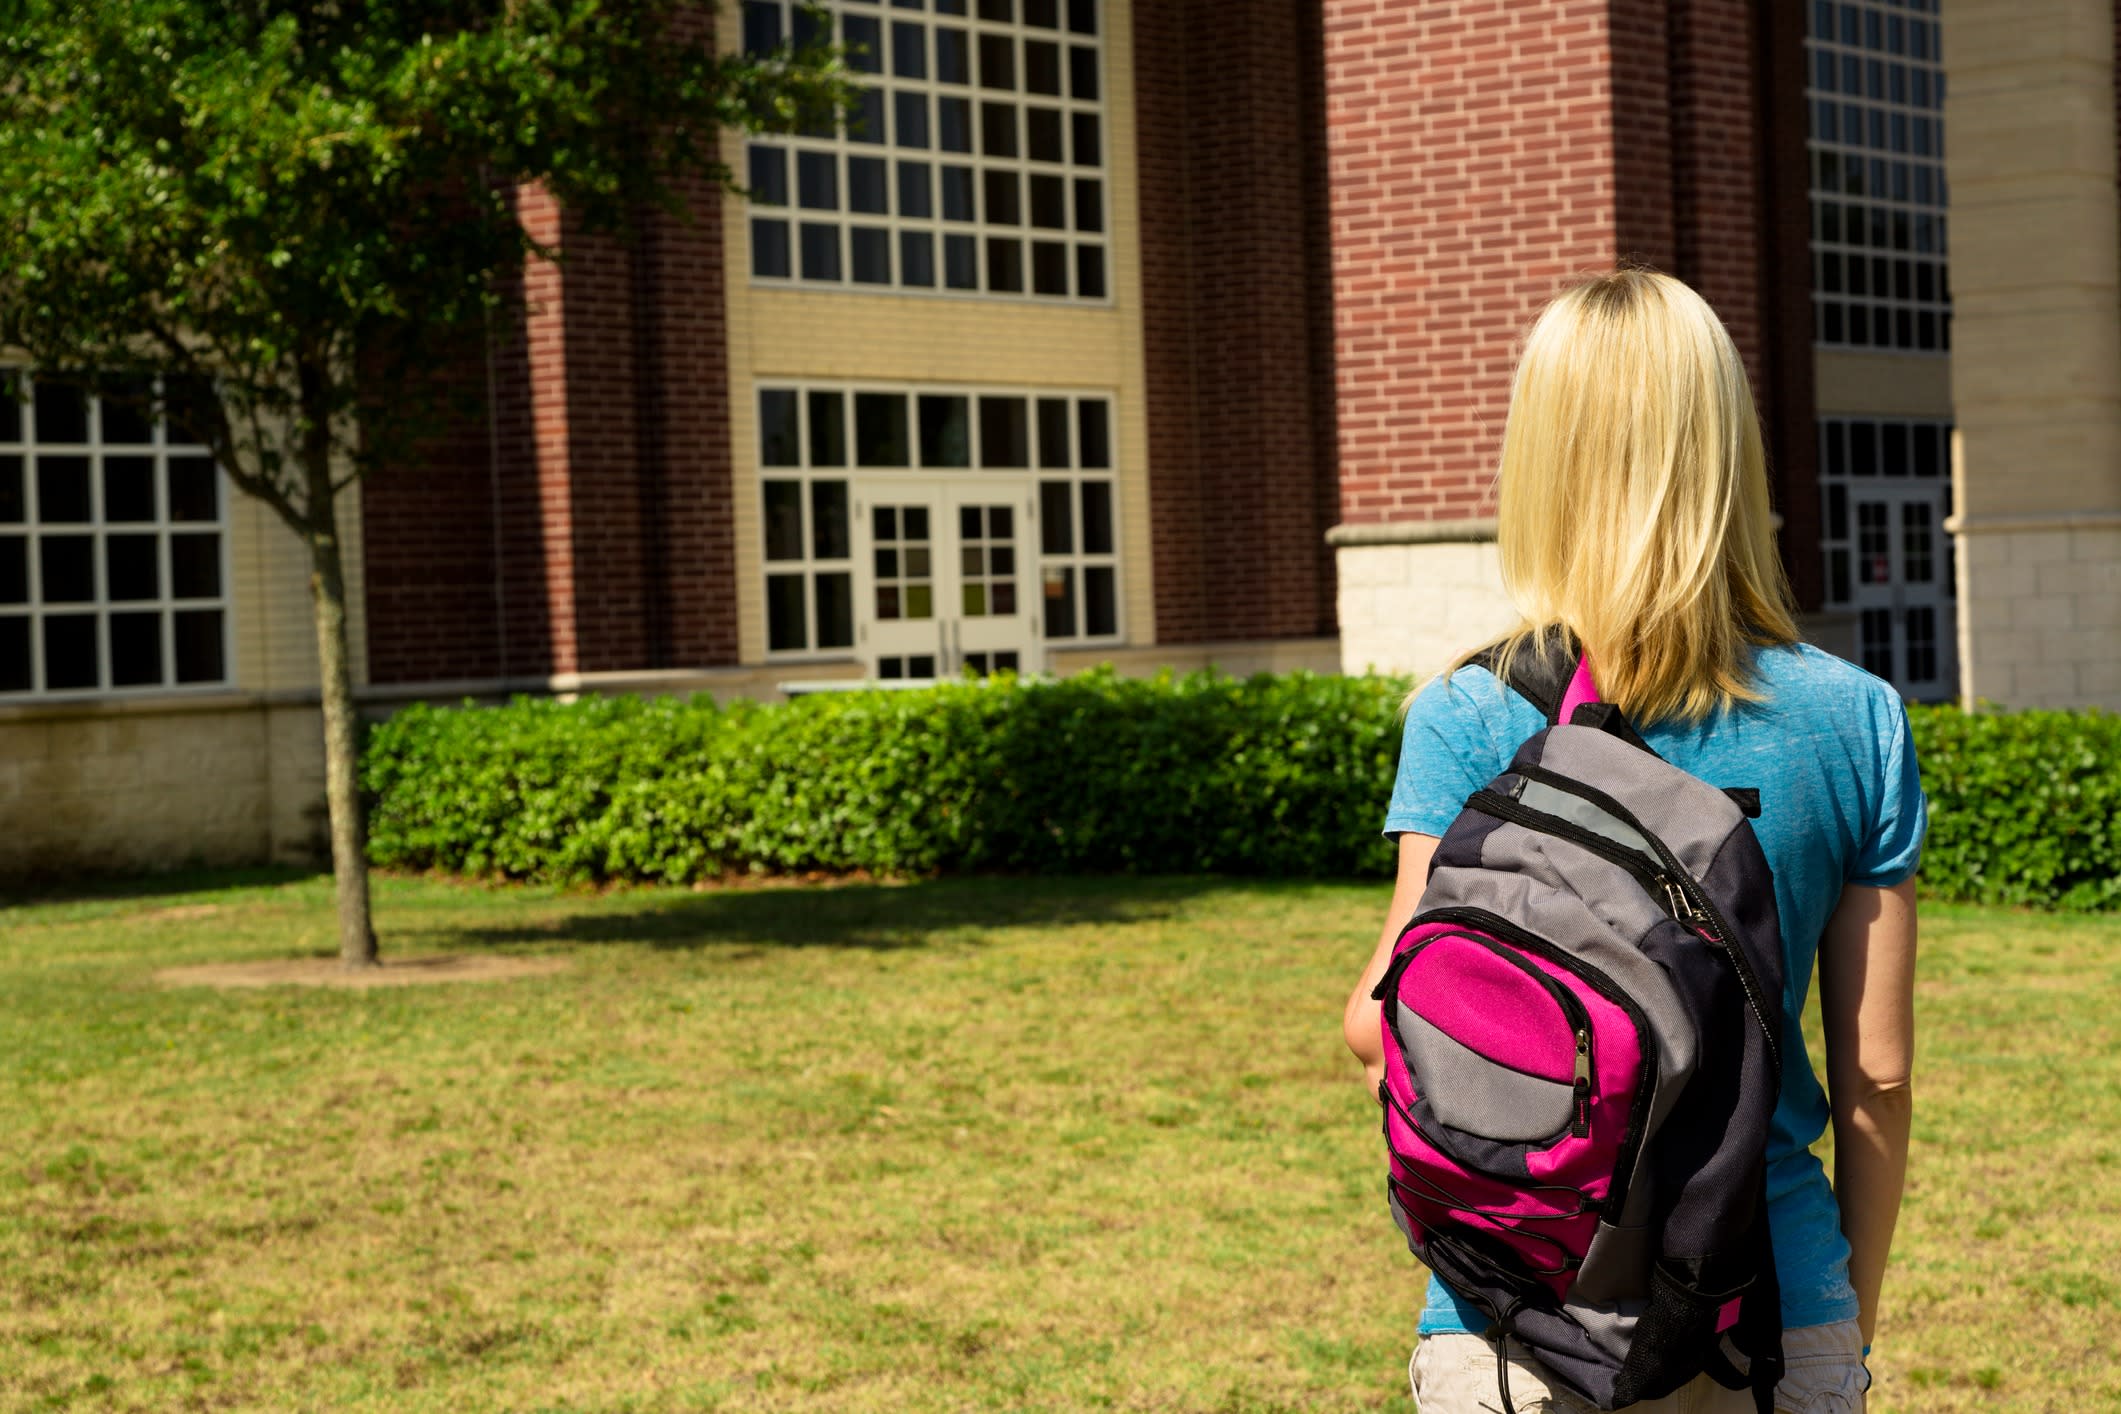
[1467,269,1798,724]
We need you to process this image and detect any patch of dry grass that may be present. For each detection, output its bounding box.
[0,872,2113,1411]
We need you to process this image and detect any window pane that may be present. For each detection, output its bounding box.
[936,26,969,83]
[1074,178,1103,233]
[978,32,1014,89]
[35,381,89,443]
[753,218,792,278]
[107,533,159,601]
[799,392,843,468]
[1025,0,1058,25]
[37,455,91,522]
[742,0,782,55]
[170,534,220,599]
[1025,39,1062,93]
[811,481,850,560]
[167,456,218,521]
[1067,0,1095,35]
[944,234,979,289]
[1069,45,1098,101]
[173,608,224,683]
[848,157,889,214]
[815,572,853,649]
[44,613,97,689]
[856,393,911,466]
[941,166,975,220]
[894,91,930,149]
[980,101,1018,157]
[759,390,801,466]
[1081,480,1114,553]
[978,0,1011,20]
[767,573,808,651]
[919,396,971,467]
[983,169,1020,224]
[1032,241,1068,296]
[892,21,927,77]
[798,151,837,209]
[100,382,155,445]
[0,455,20,522]
[1078,400,1110,467]
[1037,400,1070,468]
[109,610,162,687]
[851,227,892,284]
[749,145,789,205]
[845,13,883,71]
[41,535,93,602]
[1026,107,1064,164]
[898,162,934,218]
[1040,480,1073,552]
[764,480,804,560]
[1071,112,1100,165]
[1084,565,1117,635]
[1029,173,1066,228]
[103,455,156,522]
[800,223,842,280]
[979,397,1029,467]
[0,536,25,602]
[987,238,1024,293]
[938,96,973,152]
[1043,565,1076,637]
[901,231,936,287]
[0,380,18,443]
[0,616,28,692]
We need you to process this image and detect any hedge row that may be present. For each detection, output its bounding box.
[360,672,2121,910]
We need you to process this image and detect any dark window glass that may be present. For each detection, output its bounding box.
[987,238,1024,293]
[44,613,97,689]
[171,534,220,599]
[1822,421,1845,478]
[40,535,93,602]
[1883,422,1909,476]
[1849,421,1877,476]
[1084,565,1116,636]
[1025,0,1058,25]
[848,156,889,214]
[1071,112,1101,166]
[0,535,25,602]
[742,1,782,55]
[1828,547,1850,605]
[856,393,911,465]
[979,397,1029,467]
[110,611,161,687]
[1913,424,1942,478]
[753,219,792,278]
[851,227,892,284]
[1036,400,1070,468]
[936,0,966,11]
[0,456,17,522]
[892,21,927,77]
[812,481,850,560]
[983,170,1021,224]
[1860,607,1893,679]
[800,223,842,280]
[749,145,789,205]
[902,231,937,287]
[767,573,807,651]
[1029,174,1066,228]
[107,534,158,601]
[760,391,801,466]
[978,0,1011,18]
[936,27,969,83]
[100,382,155,445]
[0,378,18,442]
[845,13,883,71]
[981,102,1017,157]
[1081,480,1113,553]
[942,165,976,220]
[35,381,88,443]
[1025,40,1062,93]
[899,161,934,217]
[1027,108,1064,164]
[1078,241,1106,294]
[816,572,854,650]
[793,6,829,48]
[37,455,91,522]
[938,96,973,152]
[1078,400,1110,467]
[809,392,846,467]
[1826,483,1847,541]
[0,615,26,691]
[798,150,837,209]
[173,608,224,683]
[764,480,804,561]
[978,32,1014,89]
[1044,564,1076,637]
[1032,241,1068,296]
[850,89,888,144]
[878,656,904,680]
[1040,480,1073,552]
[1069,45,1098,101]
[894,91,931,149]
[944,234,979,289]
[919,396,971,467]
[1067,0,1095,34]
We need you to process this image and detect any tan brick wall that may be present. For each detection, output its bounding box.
[1956,525,2121,706]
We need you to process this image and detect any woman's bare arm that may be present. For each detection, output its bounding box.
[1344,832,1441,1096]
[1817,878,1918,1347]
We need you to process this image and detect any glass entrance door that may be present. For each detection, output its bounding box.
[857,480,1041,680]
[1819,417,1956,701]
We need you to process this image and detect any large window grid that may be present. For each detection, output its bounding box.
[1817,416,1954,696]
[1805,0,1950,352]
[756,381,1121,658]
[743,0,1109,302]
[0,373,231,699]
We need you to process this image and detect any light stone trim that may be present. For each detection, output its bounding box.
[1325,518,1498,548]
[1944,510,2121,534]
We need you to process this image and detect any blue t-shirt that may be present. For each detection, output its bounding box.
[1382,642,1926,1334]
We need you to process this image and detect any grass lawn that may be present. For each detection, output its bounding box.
[1,873,2115,1412]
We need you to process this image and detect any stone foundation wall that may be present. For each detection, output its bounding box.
[1955,522,2121,707]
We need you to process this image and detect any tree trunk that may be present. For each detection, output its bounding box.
[303,441,377,968]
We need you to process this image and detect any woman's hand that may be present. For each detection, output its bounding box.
[1345,832,1440,1098]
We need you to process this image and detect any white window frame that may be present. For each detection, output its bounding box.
[0,372,235,701]
[741,0,1113,305]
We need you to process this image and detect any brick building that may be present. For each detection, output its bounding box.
[6,0,2119,872]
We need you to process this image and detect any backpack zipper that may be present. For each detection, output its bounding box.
[1484,765,1783,1084]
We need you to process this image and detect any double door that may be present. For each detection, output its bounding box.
[857,479,1042,680]
[1835,479,1956,700]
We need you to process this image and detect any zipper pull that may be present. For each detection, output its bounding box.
[1571,1029,1591,1137]
[1659,875,1703,923]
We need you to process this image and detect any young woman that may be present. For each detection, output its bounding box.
[1343,270,1922,1413]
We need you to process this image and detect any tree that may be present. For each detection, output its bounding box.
[0,1,848,965]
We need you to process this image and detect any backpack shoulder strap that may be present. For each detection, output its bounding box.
[1467,632,1582,726]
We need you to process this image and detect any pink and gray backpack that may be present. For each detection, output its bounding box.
[1376,639,1786,1412]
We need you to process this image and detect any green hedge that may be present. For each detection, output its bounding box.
[361,671,1407,884]
[360,674,2121,909]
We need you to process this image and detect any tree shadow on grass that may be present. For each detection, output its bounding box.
[437,873,1232,954]
[0,863,326,911]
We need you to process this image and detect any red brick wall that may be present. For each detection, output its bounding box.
[1132,0,1339,644]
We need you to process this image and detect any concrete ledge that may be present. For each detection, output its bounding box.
[1325,518,1498,547]
[1945,510,2121,534]
[0,688,319,726]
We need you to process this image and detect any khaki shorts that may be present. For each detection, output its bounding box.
[1409,1319,1870,1413]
